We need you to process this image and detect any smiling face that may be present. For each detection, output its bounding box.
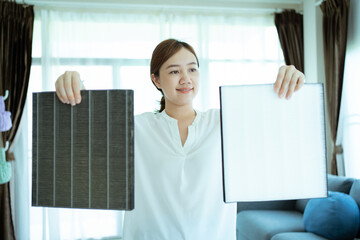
[151,47,199,110]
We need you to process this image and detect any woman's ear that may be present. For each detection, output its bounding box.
[151,74,161,89]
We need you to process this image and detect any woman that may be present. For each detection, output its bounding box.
[55,39,305,239]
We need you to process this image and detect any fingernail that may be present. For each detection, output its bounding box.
[71,101,75,106]
[280,93,284,98]
[275,88,279,93]
[67,101,70,104]
[76,98,81,104]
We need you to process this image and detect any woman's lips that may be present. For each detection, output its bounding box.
[177,88,193,93]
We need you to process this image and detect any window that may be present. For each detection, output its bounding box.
[27,9,284,239]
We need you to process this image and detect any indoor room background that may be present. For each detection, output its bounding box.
[1,0,359,239]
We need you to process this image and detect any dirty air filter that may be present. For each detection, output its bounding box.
[32,90,134,210]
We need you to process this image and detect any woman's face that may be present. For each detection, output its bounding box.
[152,47,199,109]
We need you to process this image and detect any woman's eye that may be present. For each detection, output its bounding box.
[190,68,197,72]
[170,70,179,74]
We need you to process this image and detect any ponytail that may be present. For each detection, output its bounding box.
[159,96,165,112]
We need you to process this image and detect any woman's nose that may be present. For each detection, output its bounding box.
[179,71,191,84]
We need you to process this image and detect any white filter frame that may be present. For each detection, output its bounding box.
[220,84,327,202]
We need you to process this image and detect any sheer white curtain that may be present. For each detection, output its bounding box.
[336,0,360,178]
[13,7,284,239]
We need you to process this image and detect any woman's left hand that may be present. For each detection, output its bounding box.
[273,65,305,100]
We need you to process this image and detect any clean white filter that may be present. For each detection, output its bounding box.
[220,84,327,202]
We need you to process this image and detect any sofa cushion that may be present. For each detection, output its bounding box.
[271,232,328,240]
[327,174,354,193]
[237,210,304,240]
[350,179,360,207]
[296,174,355,213]
[350,179,360,238]
[303,191,360,240]
[295,198,310,213]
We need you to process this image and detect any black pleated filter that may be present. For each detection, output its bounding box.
[32,90,134,210]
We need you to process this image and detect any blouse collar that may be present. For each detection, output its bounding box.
[160,109,200,127]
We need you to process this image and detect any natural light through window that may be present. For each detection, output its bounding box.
[27,9,285,240]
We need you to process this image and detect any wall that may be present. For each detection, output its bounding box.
[303,0,332,172]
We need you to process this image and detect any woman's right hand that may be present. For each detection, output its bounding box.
[55,71,85,106]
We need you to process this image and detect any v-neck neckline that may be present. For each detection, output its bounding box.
[160,110,200,151]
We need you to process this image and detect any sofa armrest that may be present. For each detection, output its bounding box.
[328,174,355,194]
[295,174,357,213]
[237,200,297,213]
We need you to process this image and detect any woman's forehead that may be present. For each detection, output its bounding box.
[162,48,197,68]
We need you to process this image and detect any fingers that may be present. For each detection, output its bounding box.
[55,75,68,104]
[285,71,300,99]
[71,72,82,104]
[64,71,76,105]
[294,74,305,92]
[55,71,82,105]
[274,65,286,94]
[277,65,296,99]
[274,65,305,100]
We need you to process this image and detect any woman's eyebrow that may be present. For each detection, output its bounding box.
[187,62,197,66]
[166,62,197,69]
[166,64,179,69]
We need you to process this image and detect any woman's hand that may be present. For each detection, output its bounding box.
[55,71,85,106]
[273,65,305,100]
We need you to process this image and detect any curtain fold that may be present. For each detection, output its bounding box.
[274,9,304,72]
[0,1,34,160]
[0,183,15,239]
[0,1,34,239]
[320,0,350,175]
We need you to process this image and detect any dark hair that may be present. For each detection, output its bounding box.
[150,39,199,112]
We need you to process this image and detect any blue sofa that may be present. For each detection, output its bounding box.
[236,174,360,240]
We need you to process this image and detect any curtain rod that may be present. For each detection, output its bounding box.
[24,0,303,13]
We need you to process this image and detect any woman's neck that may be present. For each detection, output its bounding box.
[164,104,195,122]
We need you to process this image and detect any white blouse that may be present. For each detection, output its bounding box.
[123,109,236,240]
